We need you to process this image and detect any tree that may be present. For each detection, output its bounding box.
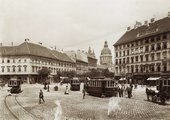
[38,68,51,83]
[101,69,114,78]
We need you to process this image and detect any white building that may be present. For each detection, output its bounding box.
[0,41,76,83]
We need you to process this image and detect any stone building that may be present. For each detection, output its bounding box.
[0,41,76,83]
[114,13,170,84]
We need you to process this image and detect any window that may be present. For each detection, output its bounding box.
[151,37,155,42]
[13,59,15,63]
[123,51,125,56]
[2,59,4,63]
[7,66,10,72]
[127,57,129,63]
[156,36,160,41]
[162,42,167,49]
[131,66,134,73]
[1,66,4,72]
[135,56,138,62]
[119,59,122,64]
[24,65,27,72]
[145,54,149,61]
[18,59,21,63]
[156,43,161,50]
[145,38,149,43]
[119,51,121,57]
[123,58,125,64]
[163,34,167,39]
[116,52,118,57]
[131,49,134,54]
[157,53,161,60]
[135,65,138,72]
[151,54,154,61]
[7,59,10,63]
[151,44,155,51]
[127,44,129,47]
[163,52,167,59]
[131,43,134,47]
[131,57,134,63]
[24,59,27,62]
[127,50,129,55]
[140,47,143,53]
[140,55,143,62]
[145,46,149,52]
[12,66,16,72]
[18,65,21,72]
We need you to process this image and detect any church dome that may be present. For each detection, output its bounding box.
[101,41,111,55]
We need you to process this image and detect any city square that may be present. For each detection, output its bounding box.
[1,0,170,120]
[0,83,170,120]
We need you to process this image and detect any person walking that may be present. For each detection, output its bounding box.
[65,85,69,95]
[39,89,45,104]
[82,88,86,99]
[47,84,50,92]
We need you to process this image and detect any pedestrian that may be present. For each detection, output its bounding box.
[118,86,121,97]
[65,85,69,95]
[47,84,50,92]
[82,88,86,99]
[126,86,132,98]
[39,89,45,104]
[145,87,150,101]
[120,86,124,97]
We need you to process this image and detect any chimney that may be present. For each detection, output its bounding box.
[25,38,30,42]
[150,18,155,23]
[144,21,148,26]
[127,26,131,31]
[168,12,170,18]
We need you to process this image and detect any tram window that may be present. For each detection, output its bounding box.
[168,80,170,85]
[164,80,167,85]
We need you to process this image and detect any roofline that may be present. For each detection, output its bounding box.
[113,30,170,47]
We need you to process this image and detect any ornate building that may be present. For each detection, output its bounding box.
[100,41,113,66]
[114,12,170,84]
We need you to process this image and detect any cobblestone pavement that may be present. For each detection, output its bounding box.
[0,87,17,120]
[1,84,170,120]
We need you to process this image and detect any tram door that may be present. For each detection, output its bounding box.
[101,81,106,94]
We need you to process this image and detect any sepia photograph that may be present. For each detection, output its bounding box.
[0,0,170,120]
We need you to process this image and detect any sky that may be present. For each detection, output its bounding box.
[0,0,170,63]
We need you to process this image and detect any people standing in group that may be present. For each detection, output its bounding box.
[39,89,45,104]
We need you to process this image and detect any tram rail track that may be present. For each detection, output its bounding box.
[4,95,19,120]
[4,94,40,120]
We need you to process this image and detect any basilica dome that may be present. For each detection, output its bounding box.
[101,41,112,55]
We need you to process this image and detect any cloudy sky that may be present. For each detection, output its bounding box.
[0,0,170,63]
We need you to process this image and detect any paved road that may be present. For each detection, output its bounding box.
[1,84,170,120]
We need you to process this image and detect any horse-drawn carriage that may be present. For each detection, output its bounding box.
[146,77,170,104]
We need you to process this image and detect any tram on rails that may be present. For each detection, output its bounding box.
[85,77,117,97]
[8,78,21,93]
[70,77,80,91]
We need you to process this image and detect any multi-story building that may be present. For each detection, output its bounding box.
[114,13,170,84]
[0,41,76,83]
[65,47,97,75]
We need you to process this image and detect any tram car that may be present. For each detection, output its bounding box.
[156,77,170,99]
[70,77,80,91]
[85,77,116,97]
[8,78,21,93]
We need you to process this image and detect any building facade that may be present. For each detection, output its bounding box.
[0,41,76,83]
[114,13,170,84]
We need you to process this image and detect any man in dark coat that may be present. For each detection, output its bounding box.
[39,89,45,104]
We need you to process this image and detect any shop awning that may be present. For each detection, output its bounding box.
[147,77,161,81]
